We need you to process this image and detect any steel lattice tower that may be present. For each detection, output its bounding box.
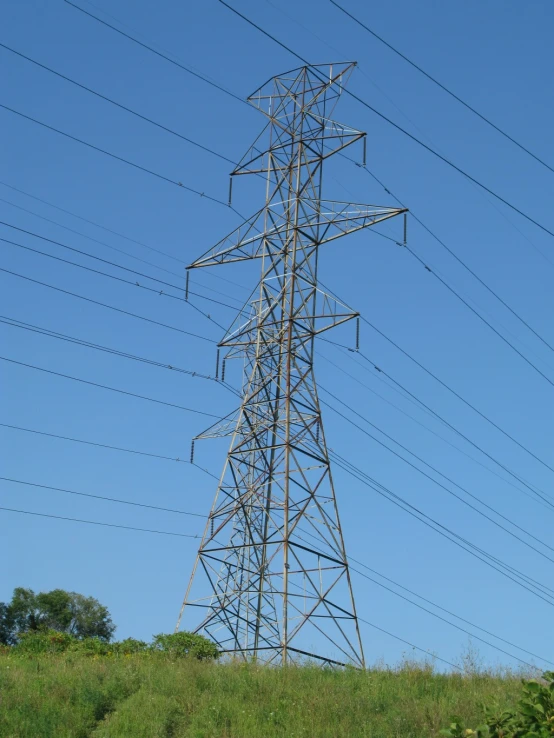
[176,62,406,666]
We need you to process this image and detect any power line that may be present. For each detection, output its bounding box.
[0,41,237,169]
[0,266,217,344]
[4,462,536,668]
[0,220,240,312]
[0,180,251,291]
[354,349,554,508]
[0,354,220,418]
[359,316,554,478]
[329,0,554,176]
[405,247,554,390]
[0,315,232,389]
[0,180,186,266]
[321,387,554,560]
[5,242,551,511]
[0,196,245,304]
[318,348,553,511]
[56,0,554,371]
[2,420,547,666]
[1,233,231,330]
[348,560,552,667]
[0,494,459,668]
[0,103,233,211]
[292,526,548,668]
[356,616,460,670]
[351,565,536,669]
[214,0,554,240]
[0,505,199,539]
[6,235,551,509]
[63,0,248,106]
[0,421,192,464]
[0,476,207,518]
[361,165,554,355]
[329,449,554,605]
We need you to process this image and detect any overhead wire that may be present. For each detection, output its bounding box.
[0,103,238,213]
[353,348,554,507]
[1,220,245,318]
[0,180,250,290]
[360,165,554,354]
[0,476,206,518]
[0,505,199,539]
[328,449,554,604]
[2,421,550,666]
[63,0,249,107]
[14,308,551,565]
[0,315,240,394]
[0,266,217,344]
[6,233,552,516]
[293,526,544,668]
[357,315,554,478]
[0,41,236,167]
[1,233,231,330]
[0,355,220,418]
[0,422,190,465]
[0,196,245,304]
[320,387,554,559]
[404,247,554,389]
[318,349,553,510]
[8,2,553,658]
[329,0,554,176]
[213,0,554,241]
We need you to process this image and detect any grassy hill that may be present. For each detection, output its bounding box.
[0,652,524,737]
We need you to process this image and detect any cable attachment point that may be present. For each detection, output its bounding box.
[215,349,220,380]
[221,358,226,383]
[190,439,195,464]
[362,135,367,167]
[403,213,408,245]
[228,176,233,206]
[315,420,320,443]
[355,316,360,351]
[185,270,190,301]
[210,516,214,536]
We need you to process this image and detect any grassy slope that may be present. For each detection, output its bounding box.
[0,655,523,738]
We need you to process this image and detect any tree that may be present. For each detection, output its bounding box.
[0,587,115,643]
[0,602,16,645]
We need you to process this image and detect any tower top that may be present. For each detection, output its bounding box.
[246,62,357,120]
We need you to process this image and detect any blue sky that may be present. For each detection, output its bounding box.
[1,0,554,669]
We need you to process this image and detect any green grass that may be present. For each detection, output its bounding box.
[0,653,525,737]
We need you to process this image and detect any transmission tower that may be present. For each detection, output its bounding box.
[176,62,406,666]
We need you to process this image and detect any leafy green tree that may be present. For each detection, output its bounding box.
[0,602,16,645]
[0,587,115,642]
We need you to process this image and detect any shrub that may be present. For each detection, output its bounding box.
[441,671,554,737]
[113,638,149,655]
[151,631,219,660]
[14,629,77,654]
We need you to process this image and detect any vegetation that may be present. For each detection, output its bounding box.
[0,587,115,644]
[441,671,554,737]
[1,586,549,737]
[0,651,526,737]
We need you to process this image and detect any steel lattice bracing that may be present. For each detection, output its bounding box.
[176,63,406,666]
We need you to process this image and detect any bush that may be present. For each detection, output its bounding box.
[151,632,219,660]
[7,629,218,660]
[113,638,149,655]
[441,671,554,737]
[14,629,77,654]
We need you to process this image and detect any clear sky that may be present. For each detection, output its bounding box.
[1,0,553,670]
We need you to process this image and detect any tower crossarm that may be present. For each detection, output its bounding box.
[188,202,406,269]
